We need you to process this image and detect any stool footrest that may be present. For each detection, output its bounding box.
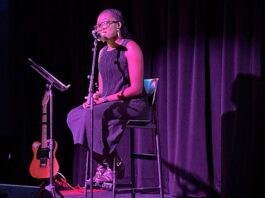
[127,123,156,129]
[115,186,161,194]
[132,153,157,160]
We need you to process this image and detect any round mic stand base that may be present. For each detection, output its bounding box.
[45,183,63,198]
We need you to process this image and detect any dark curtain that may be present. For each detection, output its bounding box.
[0,0,264,197]
[154,1,264,197]
[0,0,9,183]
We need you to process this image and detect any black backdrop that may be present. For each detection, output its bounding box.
[1,0,264,197]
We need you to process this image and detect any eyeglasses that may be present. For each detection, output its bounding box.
[94,21,118,30]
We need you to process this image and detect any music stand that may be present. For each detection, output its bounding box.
[28,58,70,198]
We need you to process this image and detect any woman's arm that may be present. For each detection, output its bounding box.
[106,40,144,102]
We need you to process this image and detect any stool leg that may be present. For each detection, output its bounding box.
[156,133,164,198]
[130,128,135,198]
[112,157,116,198]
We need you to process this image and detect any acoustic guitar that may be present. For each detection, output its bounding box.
[29,90,59,179]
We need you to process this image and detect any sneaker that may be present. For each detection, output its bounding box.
[94,161,125,184]
[86,164,107,188]
[93,164,107,181]
[115,160,125,179]
[94,167,113,183]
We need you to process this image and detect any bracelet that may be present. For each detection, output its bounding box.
[102,96,109,103]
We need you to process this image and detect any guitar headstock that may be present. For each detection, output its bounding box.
[42,91,50,106]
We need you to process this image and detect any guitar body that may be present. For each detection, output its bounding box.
[29,139,59,179]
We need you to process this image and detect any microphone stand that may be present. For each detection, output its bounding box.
[84,32,100,198]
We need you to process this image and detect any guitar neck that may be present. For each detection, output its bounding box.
[41,96,48,149]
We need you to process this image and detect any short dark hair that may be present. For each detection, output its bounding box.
[99,8,129,38]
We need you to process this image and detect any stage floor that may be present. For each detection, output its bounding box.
[60,188,169,198]
[0,183,169,198]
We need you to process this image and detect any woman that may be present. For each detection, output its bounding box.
[67,8,147,184]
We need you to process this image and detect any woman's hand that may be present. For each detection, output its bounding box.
[82,99,90,108]
[83,94,98,109]
[82,93,106,108]
[94,97,107,105]
[93,91,101,101]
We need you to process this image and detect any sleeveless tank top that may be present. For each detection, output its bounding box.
[98,39,133,97]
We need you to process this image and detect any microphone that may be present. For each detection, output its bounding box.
[92,30,104,42]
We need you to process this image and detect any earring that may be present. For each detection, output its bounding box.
[117,29,120,37]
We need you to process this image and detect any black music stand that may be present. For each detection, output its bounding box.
[28,58,70,198]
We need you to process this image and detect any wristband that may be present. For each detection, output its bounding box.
[102,96,109,103]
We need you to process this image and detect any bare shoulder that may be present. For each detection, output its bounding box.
[98,47,105,61]
[125,40,142,54]
[99,47,105,54]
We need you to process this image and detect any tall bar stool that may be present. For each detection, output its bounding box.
[112,78,164,198]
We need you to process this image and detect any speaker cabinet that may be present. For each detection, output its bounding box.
[0,184,53,198]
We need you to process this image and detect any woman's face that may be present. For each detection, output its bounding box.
[96,12,119,40]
